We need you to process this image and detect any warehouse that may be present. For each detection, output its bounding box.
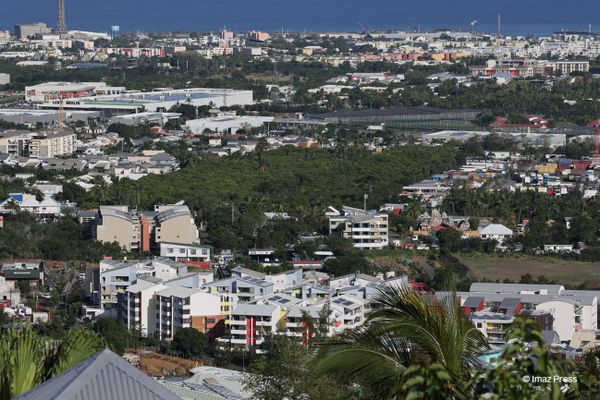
[39,88,254,115]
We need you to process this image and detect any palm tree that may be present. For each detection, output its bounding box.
[313,285,489,399]
[0,327,105,400]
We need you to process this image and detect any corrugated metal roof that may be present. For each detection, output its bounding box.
[16,350,180,400]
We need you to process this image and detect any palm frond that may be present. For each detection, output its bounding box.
[43,328,106,379]
[313,284,489,399]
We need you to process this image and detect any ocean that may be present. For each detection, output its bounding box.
[1,0,599,36]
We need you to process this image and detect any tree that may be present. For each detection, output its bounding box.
[93,318,129,355]
[473,318,578,399]
[171,327,207,359]
[313,285,489,399]
[0,327,105,400]
[243,335,355,400]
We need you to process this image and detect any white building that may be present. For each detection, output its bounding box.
[186,115,273,134]
[119,280,167,336]
[226,303,281,347]
[479,224,513,243]
[40,88,254,114]
[96,258,187,312]
[327,206,389,250]
[0,193,68,218]
[25,82,120,103]
[159,242,211,262]
[153,286,222,340]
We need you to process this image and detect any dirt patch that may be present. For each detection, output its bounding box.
[127,350,201,378]
[460,255,600,286]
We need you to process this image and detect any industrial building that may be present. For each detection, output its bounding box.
[0,109,100,127]
[25,82,124,102]
[309,106,479,126]
[186,115,273,134]
[39,88,254,114]
[14,23,51,39]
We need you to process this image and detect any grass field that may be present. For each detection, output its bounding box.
[459,255,600,286]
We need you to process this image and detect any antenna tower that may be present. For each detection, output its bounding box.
[57,0,66,34]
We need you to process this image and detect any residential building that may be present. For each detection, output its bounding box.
[119,279,167,336]
[327,206,389,249]
[96,206,141,251]
[154,204,199,245]
[479,223,513,243]
[0,193,67,218]
[94,203,199,251]
[159,242,211,262]
[443,283,600,342]
[226,303,282,347]
[471,312,515,345]
[96,258,187,313]
[330,295,367,330]
[0,131,76,158]
[0,275,20,307]
[153,286,222,340]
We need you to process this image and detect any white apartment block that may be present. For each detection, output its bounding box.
[119,280,167,336]
[153,286,222,340]
[225,304,282,347]
[160,242,211,262]
[447,283,600,343]
[96,258,187,312]
[0,131,76,158]
[327,206,389,250]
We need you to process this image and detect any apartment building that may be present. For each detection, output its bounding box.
[204,276,274,303]
[331,295,367,330]
[442,283,600,342]
[469,59,589,78]
[96,258,187,312]
[0,131,76,158]
[154,204,199,245]
[159,242,211,262]
[119,280,166,336]
[471,313,515,345]
[96,206,141,251]
[264,269,303,293]
[327,206,389,250]
[94,203,199,252]
[153,286,222,340]
[225,304,282,347]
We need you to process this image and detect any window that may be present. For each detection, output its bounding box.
[168,248,173,254]
[190,249,196,255]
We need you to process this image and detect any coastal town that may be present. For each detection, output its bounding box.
[3,2,600,400]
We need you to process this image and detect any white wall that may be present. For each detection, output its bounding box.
[535,300,576,342]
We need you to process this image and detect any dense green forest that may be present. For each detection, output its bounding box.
[0,213,126,260]
[64,145,460,249]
